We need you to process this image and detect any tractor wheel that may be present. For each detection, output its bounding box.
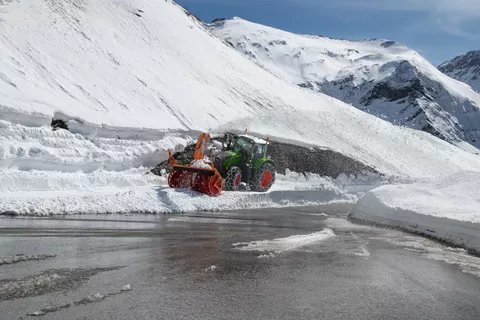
[250,163,275,192]
[224,166,242,191]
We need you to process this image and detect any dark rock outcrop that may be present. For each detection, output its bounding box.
[151,136,381,178]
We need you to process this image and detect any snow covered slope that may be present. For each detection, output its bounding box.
[1,0,480,214]
[211,18,480,151]
[439,51,480,93]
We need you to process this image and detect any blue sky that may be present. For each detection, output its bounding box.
[175,0,480,65]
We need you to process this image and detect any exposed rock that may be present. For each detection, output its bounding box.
[51,119,68,131]
[439,50,480,93]
[151,135,380,179]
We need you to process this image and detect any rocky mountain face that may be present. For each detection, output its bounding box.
[210,18,480,151]
[439,50,480,93]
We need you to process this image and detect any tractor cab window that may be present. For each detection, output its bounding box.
[254,144,266,156]
[233,137,253,154]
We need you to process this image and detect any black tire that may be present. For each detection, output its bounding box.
[250,162,275,192]
[224,166,242,191]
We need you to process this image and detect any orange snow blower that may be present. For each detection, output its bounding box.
[167,133,223,196]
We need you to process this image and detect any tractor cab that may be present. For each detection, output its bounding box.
[232,135,268,163]
[215,132,275,192]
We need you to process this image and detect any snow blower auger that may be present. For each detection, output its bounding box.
[167,133,223,196]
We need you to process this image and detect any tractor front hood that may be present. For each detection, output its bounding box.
[214,151,235,177]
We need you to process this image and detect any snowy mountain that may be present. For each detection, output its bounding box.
[1,0,480,214]
[210,18,480,151]
[439,50,480,93]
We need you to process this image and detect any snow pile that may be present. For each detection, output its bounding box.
[204,265,217,272]
[0,273,63,301]
[190,159,213,169]
[121,284,133,292]
[233,228,335,255]
[211,18,480,150]
[352,171,480,254]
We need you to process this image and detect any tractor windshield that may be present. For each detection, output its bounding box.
[233,137,253,154]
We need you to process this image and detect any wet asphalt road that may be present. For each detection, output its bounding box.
[1,204,480,320]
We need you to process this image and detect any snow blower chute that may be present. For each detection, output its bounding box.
[167,133,223,196]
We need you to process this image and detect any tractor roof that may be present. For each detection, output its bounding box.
[239,134,268,145]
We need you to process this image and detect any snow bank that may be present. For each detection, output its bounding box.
[0,120,191,172]
[352,171,480,254]
[0,183,353,216]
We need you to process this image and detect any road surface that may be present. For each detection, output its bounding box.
[1,204,480,320]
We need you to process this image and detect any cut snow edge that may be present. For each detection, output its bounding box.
[352,192,480,255]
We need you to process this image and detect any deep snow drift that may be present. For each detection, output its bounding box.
[353,172,480,254]
[1,0,480,215]
[211,18,480,150]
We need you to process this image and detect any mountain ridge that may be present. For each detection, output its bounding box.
[210,17,480,151]
[439,50,480,93]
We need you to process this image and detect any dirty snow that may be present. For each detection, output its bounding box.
[0,253,56,265]
[0,273,63,301]
[26,284,133,317]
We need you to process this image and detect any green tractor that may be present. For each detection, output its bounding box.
[213,132,276,192]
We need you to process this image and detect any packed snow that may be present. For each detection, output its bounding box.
[1,0,480,216]
[211,18,480,150]
[353,171,480,254]
[190,159,213,169]
[233,228,335,256]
